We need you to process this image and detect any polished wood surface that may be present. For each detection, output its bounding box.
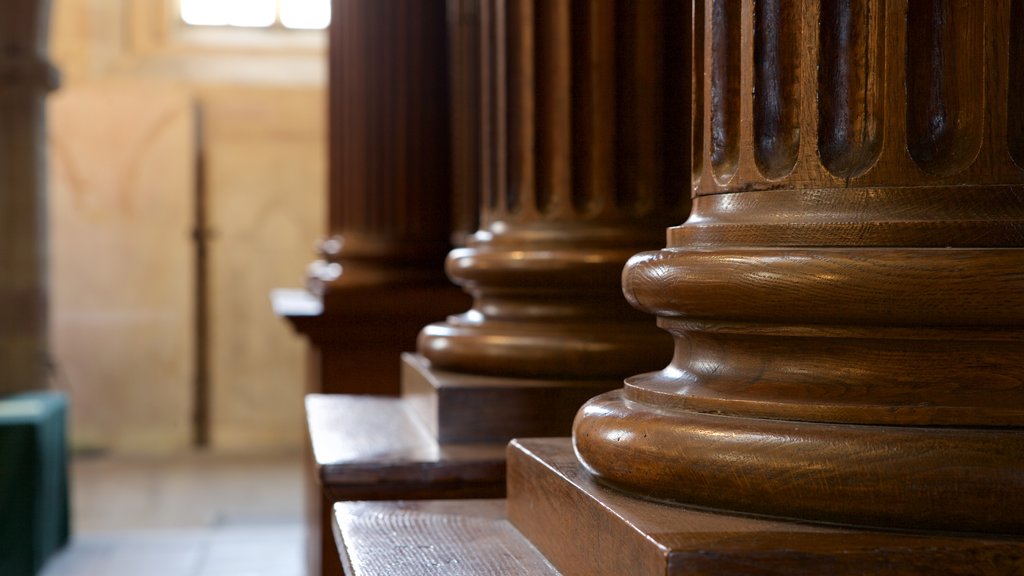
[0,0,58,395]
[574,0,1024,535]
[417,0,690,381]
[326,0,1024,572]
[306,394,505,502]
[334,500,560,576]
[508,438,1024,576]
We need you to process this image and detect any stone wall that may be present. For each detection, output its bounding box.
[48,0,325,453]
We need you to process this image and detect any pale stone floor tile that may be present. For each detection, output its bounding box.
[42,525,305,576]
[39,451,306,576]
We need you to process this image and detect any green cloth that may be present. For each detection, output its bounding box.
[0,392,70,576]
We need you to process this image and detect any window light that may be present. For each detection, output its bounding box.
[180,0,330,30]
[280,0,331,30]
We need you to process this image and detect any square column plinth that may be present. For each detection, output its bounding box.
[507,439,1024,576]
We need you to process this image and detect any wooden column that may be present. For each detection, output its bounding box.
[0,0,58,396]
[275,0,470,398]
[448,0,483,247]
[319,2,688,573]
[311,0,452,295]
[408,0,690,441]
[541,0,1024,568]
[274,2,471,575]
[323,2,1024,574]
[312,0,690,515]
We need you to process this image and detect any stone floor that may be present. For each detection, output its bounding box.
[40,450,306,576]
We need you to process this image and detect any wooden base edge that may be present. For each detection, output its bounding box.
[507,438,1024,576]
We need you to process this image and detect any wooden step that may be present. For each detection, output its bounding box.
[333,500,561,576]
[507,438,1024,576]
[306,394,506,501]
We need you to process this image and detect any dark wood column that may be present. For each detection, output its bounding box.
[323,2,1024,574]
[448,0,482,246]
[0,0,58,395]
[409,0,690,440]
[319,2,689,573]
[274,2,471,575]
[312,0,690,504]
[571,0,1024,537]
[275,0,470,398]
[311,0,453,294]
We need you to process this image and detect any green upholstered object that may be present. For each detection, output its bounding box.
[0,392,70,576]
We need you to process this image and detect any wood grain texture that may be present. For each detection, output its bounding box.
[281,0,469,396]
[334,500,560,576]
[575,390,1024,534]
[509,438,1024,576]
[574,0,1024,536]
[417,0,690,380]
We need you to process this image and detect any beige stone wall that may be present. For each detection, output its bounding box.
[49,81,195,451]
[48,0,325,453]
[202,86,324,451]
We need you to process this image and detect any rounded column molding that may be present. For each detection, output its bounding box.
[419,0,692,380]
[574,0,1024,535]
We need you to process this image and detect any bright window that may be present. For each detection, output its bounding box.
[180,0,331,30]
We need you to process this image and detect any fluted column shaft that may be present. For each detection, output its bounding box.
[286,5,472,575]
[309,0,454,293]
[283,0,470,395]
[419,0,690,380]
[575,0,1024,535]
[1,0,58,394]
[448,0,483,245]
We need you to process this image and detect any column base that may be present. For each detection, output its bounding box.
[401,353,617,443]
[507,438,1024,576]
[573,390,1024,535]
